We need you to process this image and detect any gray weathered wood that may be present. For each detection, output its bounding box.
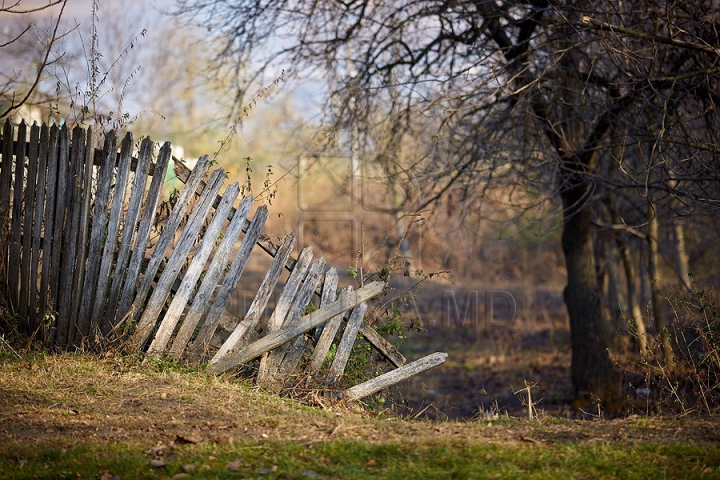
[359,324,407,368]
[38,125,58,334]
[57,125,86,344]
[19,123,39,321]
[102,136,153,334]
[190,205,269,357]
[147,182,241,355]
[169,194,254,357]
[211,233,296,363]
[207,281,385,375]
[75,130,116,341]
[307,274,344,373]
[314,268,339,343]
[69,126,96,343]
[343,352,448,402]
[327,302,368,386]
[123,154,211,327]
[270,257,327,386]
[115,141,172,326]
[128,167,226,350]
[48,124,69,321]
[0,120,13,267]
[255,245,314,382]
[29,123,48,331]
[9,120,26,313]
[91,132,133,335]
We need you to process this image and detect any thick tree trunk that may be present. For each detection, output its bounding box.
[561,185,620,407]
[647,198,673,360]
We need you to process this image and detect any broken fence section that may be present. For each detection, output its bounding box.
[0,120,446,402]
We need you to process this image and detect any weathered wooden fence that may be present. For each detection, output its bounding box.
[0,120,446,401]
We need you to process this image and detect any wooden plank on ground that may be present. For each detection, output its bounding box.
[102,136,153,334]
[9,120,26,313]
[122,154,211,327]
[19,122,39,322]
[327,302,368,386]
[56,125,86,344]
[69,127,96,343]
[211,233,296,363]
[207,281,385,375]
[127,167,226,351]
[169,194,253,357]
[115,141,172,326]
[147,182,241,355]
[359,324,406,368]
[91,132,133,335]
[29,123,48,332]
[38,125,58,333]
[343,352,448,402]
[75,130,115,341]
[190,205,269,357]
[255,245,314,382]
[307,272,343,373]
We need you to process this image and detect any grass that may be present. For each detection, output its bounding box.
[1,352,719,479]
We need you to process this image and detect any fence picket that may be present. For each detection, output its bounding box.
[169,194,254,357]
[307,271,343,373]
[9,120,26,313]
[211,233,296,363]
[0,120,14,284]
[190,205,269,357]
[115,141,172,326]
[75,130,115,341]
[103,136,153,333]
[29,124,48,331]
[327,302,368,386]
[147,182,241,355]
[38,125,58,335]
[19,123,39,322]
[91,132,133,335]
[128,167,226,350]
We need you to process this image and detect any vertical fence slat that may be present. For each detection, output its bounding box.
[0,120,14,290]
[115,141,172,326]
[169,193,253,357]
[19,123,39,322]
[147,182,242,355]
[68,127,96,344]
[9,121,26,313]
[127,167,226,351]
[255,245,314,381]
[29,123,48,333]
[91,132,133,335]
[121,154,211,328]
[307,269,342,373]
[327,302,368,386]
[49,125,69,342]
[190,205,269,357]
[56,126,86,345]
[102,136,153,334]
[211,232,296,363]
[75,131,116,341]
[38,125,58,337]
[271,257,327,387]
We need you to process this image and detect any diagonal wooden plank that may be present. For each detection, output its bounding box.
[29,123,48,332]
[38,125,58,336]
[190,205,269,357]
[327,302,368,386]
[127,167,226,351]
[19,123,39,323]
[9,120,26,313]
[56,125,86,345]
[122,154,212,327]
[147,182,241,355]
[91,132,133,336]
[115,141,172,326]
[169,194,254,358]
[69,127,96,343]
[102,136,154,334]
[207,281,385,375]
[211,233,296,363]
[255,245,314,381]
[75,130,115,341]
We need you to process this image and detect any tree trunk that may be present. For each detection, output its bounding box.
[561,185,620,407]
[647,198,673,360]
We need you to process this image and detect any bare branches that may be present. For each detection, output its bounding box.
[0,0,65,14]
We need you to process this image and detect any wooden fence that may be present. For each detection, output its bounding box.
[0,120,446,401]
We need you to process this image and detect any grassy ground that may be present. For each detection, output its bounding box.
[1,352,719,479]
